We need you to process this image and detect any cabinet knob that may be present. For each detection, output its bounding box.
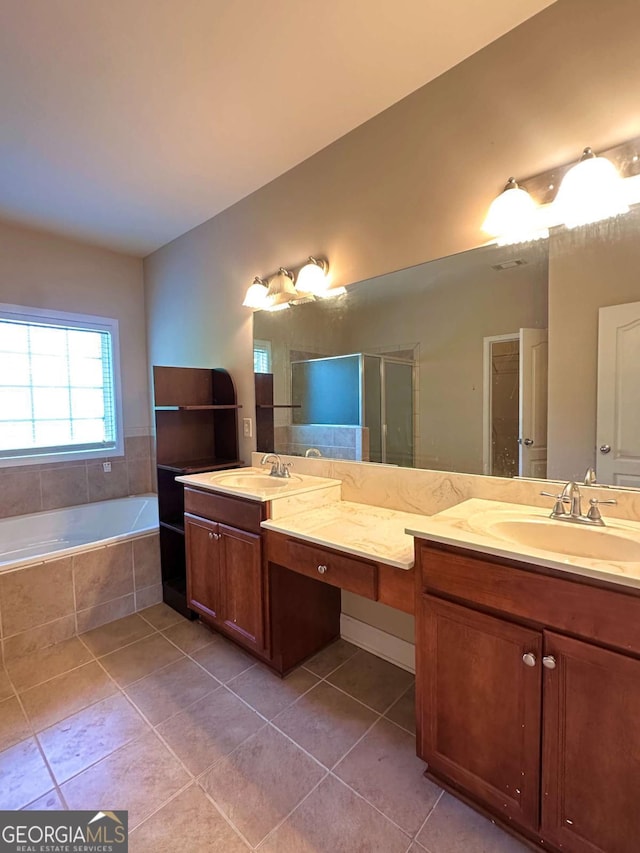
[542,655,557,670]
[522,652,537,667]
[317,564,328,575]
[208,531,213,540]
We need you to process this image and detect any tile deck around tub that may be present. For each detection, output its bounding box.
[0,607,530,851]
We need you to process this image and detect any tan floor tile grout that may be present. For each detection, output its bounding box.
[254,768,331,850]
[3,665,61,808]
[411,788,445,847]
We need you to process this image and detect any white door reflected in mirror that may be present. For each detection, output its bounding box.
[597,301,640,487]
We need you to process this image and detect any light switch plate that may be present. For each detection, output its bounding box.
[243,418,253,438]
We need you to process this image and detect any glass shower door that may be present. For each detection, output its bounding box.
[383,360,414,467]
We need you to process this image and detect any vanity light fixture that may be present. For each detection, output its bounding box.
[242,255,344,311]
[242,276,269,311]
[553,147,629,228]
[482,178,549,245]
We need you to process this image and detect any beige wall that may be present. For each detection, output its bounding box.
[145,0,640,638]
[547,212,640,480]
[0,220,149,434]
[0,221,153,516]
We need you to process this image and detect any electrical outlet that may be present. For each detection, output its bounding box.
[243,418,253,438]
[103,462,111,473]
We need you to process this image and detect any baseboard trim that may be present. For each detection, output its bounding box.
[340,614,415,673]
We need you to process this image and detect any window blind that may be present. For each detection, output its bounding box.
[0,315,119,460]
[253,340,272,374]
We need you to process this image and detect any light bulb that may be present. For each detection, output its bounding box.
[296,257,329,296]
[554,148,629,229]
[482,178,548,245]
[242,277,268,310]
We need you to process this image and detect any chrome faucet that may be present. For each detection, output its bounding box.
[541,481,617,526]
[304,447,322,458]
[260,453,292,478]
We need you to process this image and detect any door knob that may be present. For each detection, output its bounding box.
[517,438,534,446]
[522,652,537,667]
[542,655,557,670]
[317,564,328,575]
[599,444,611,454]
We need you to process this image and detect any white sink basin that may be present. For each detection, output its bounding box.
[215,473,302,490]
[481,515,640,563]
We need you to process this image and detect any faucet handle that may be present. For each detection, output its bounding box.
[540,490,570,517]
[282,462,293,478]
[586,496,617,523]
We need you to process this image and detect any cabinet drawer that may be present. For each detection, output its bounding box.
[419,542,640,657]
[184,487,264,533]
[284,538,377,599]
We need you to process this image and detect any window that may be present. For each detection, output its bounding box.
[0,304,124,466]
[253,339,272,374]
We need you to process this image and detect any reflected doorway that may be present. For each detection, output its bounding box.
[483,329,548,478]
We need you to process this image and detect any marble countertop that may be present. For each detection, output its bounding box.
[262,500,430,570]
[176,468,342,503]
[407,498,640,590]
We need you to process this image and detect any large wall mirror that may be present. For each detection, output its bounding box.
[253,208,640,488]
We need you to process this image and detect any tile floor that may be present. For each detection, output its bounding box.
[0,604,530,852]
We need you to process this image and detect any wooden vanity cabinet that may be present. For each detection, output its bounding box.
[184,486,345,673]
[416,541,640,853]
[185,487,266,654]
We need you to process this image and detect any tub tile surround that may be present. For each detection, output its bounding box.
[0,533,162,665]
[0,608,528,851]
[0,435,155,520]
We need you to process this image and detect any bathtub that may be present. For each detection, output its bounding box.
[0,494,159,573]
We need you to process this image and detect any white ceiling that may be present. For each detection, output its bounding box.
[0,0,555,256]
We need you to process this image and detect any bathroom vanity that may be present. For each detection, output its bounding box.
[176,466,418,673]
[178,463,640,853]
[409,499,640,853]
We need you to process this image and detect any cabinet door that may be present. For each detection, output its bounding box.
[219,524,264,651]
[418,595,541,830]
[542,632,640,853]
[185,514,222,621]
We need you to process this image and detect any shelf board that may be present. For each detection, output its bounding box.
[157,458,244,475]
[256,404,302,409]
[160,519,185,535]
[155,404,243,411]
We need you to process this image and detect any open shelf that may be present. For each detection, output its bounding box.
[155,404,243,411]
[157,458,243,475]
[160,519,185,535]
[154,365,242,617]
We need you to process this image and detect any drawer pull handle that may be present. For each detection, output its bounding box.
[522,652,537,667]
[317,564,328,575]
[542,655,557,670]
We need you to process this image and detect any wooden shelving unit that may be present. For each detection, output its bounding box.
[153,366,243,618]
[254,373,301,453]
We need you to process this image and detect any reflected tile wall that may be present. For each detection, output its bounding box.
[274,425,369,462]
[0,435,155,520]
